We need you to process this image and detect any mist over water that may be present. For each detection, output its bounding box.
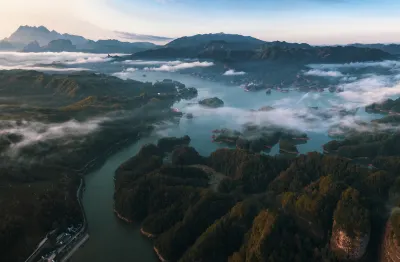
[1,52,400,154]
[1,52,399,262]
[0,118,106,154]
[0,51,119,72]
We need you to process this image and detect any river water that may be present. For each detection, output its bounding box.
[71,58,400,262]
[71,136,159,262]
[0,52,395,262]
[71,68,386,262]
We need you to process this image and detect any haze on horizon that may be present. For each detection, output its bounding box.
[0,0,400,45]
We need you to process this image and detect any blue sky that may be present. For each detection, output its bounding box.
[1,0,400,44]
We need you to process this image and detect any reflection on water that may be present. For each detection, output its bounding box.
[72,62,389,262]
[72,137,159,262]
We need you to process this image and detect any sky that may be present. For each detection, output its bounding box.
[0,0,400,44]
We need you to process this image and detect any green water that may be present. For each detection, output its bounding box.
[72,70,382,262]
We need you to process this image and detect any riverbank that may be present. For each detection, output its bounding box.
[71,136,160,262]
[113,209,133,223]
[154,247,168,262]
[140,228,155,238]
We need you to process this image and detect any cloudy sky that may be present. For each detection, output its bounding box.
[0,0,399,44]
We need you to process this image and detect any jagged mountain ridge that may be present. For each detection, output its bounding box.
[5,25,87,46]
[129,42,393,64]
[350,43,400,55]
[1,25,160,53]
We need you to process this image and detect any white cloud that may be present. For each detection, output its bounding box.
[338,76,400,105]
[1,118,106,154]
[304,69,343,77]
[144,61,214,72]
[0,51,117,71]
[308,60,400,70]
[223,69,246,76]
[122,60,182,65]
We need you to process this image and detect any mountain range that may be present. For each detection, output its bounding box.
[124,34,393,64]
[0,25,399,61]
[0,26,164,53]
[349,43,400,55]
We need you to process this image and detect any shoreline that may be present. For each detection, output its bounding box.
[153,247,168,262]
[140,228,156,238]
[279,148,299,155]
[113,208,133,223]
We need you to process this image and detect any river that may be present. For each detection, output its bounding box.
[71,136,159,262]
[61,57,391,262]
[0,51,396,261]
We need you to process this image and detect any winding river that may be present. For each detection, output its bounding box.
[71,67,384,262]
[71,136,159,262]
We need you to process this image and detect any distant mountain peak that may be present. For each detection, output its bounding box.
[17,25,50,32]
[166,33,266,49]
[38,26,50,32]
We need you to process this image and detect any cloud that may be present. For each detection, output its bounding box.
[1,118,106,154]
[63,56,113,65]
[121,60,182,65]
[144,61,214,72]
[170,59,400,137]
[114,31,173,43]
[338,76,400,105]
[0,51,117,71]
[112,68,139,79]
[308,60,400,70]
[0,65,91,72]
[223,69,246,76]
[304,69,343,77]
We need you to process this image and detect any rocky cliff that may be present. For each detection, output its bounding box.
[330,188,371,260]
[381,210,400,262]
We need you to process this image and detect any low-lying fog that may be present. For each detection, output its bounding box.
[1,51,400,155]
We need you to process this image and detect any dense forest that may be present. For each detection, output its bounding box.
[0,71,198,262]
[114,129,400,262]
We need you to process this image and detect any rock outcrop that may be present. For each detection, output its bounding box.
[381,209,400,262]
[279,139,299,155]
[22,40,41,52]
[171,146,204,166]
[157,135,191,153]
[113,143,400,262]
[330,188,371,260]
[43,39,77,52]
[366,98,400,115]
[199,97,224,108]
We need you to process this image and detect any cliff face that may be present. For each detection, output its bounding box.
[113,141,400,262]
[330,220,370,260]
[330,188,371,260]
[381,211,400,262]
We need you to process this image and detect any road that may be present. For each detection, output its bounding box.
[24,237,49,262]
[24,178,89,262]
[55,178,89,261]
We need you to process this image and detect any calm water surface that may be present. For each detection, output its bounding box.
[72,69,382,262]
